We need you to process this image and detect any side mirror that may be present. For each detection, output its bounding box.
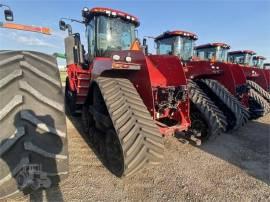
[59,20,66,31]
[142,38,148,55]
[4,9,13,21]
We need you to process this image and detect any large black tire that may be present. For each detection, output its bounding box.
[199,79,249,130]
[84,77,164,177]
[247,80,270,102]
[249,88,270,116]
[188,80,227,141]
[0,51,68,199]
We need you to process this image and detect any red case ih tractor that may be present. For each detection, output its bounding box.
[193,44,270,117]
[228,51,270,115]
[153,30,249,131]
[60,7,201,177]
[252,56,269,91]
[228,51,269,91]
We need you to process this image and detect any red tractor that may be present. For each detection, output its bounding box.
[228,51,269,91]
[60,7,209,177]
[228,51,270,114]
[147,31,229,140]
[253,56,270,92]
[194,46,269,117]
[153,31,249,130]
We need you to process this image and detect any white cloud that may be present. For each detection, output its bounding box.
[15,35,57,48]
[52,30,68,39]
[1,29,59,48]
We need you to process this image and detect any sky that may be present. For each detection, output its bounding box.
[0,0,270,64]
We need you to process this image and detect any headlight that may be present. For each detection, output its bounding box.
[125,56,132,62]
[112,55,120,61]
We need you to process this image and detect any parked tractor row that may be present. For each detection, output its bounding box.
[0,5,269,199]
[60,6,270,178]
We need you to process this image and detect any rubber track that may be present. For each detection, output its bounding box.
[95,77,164,177]
[249,88,270,116]
[247,80,270,103]
[188,80,227,140]
[0,51,68,199]
[200,79,249,130]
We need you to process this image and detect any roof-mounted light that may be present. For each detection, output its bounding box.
[88,7,140,27]
[83,7,89,12]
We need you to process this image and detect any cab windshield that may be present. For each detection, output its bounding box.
[196,47,228,62]
[156,36,195,61]
[228,53,253,66]
[252,58,264,68]
[86,15,136,57]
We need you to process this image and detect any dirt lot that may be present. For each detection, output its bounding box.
[5,113,270,201]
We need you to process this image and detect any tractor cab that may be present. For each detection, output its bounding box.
[252,56,266,69]
[228,50,256,66]
[60,7,140,66]
[155,30,198,61]
[195,43,230,62]
[82,7,139,60]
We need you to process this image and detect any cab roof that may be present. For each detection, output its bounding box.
[155,30,198,41]
[253,56,266,60]
[82,7,140,27]
[195,43,230,50]
[228,50,256,55]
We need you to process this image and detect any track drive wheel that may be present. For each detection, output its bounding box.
[199,79,249,130]
[249,88,270,118]
[84,77,164,177]
[188,80,227,141]
[247,80,270,102]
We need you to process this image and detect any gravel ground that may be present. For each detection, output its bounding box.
[5,114,270,202]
